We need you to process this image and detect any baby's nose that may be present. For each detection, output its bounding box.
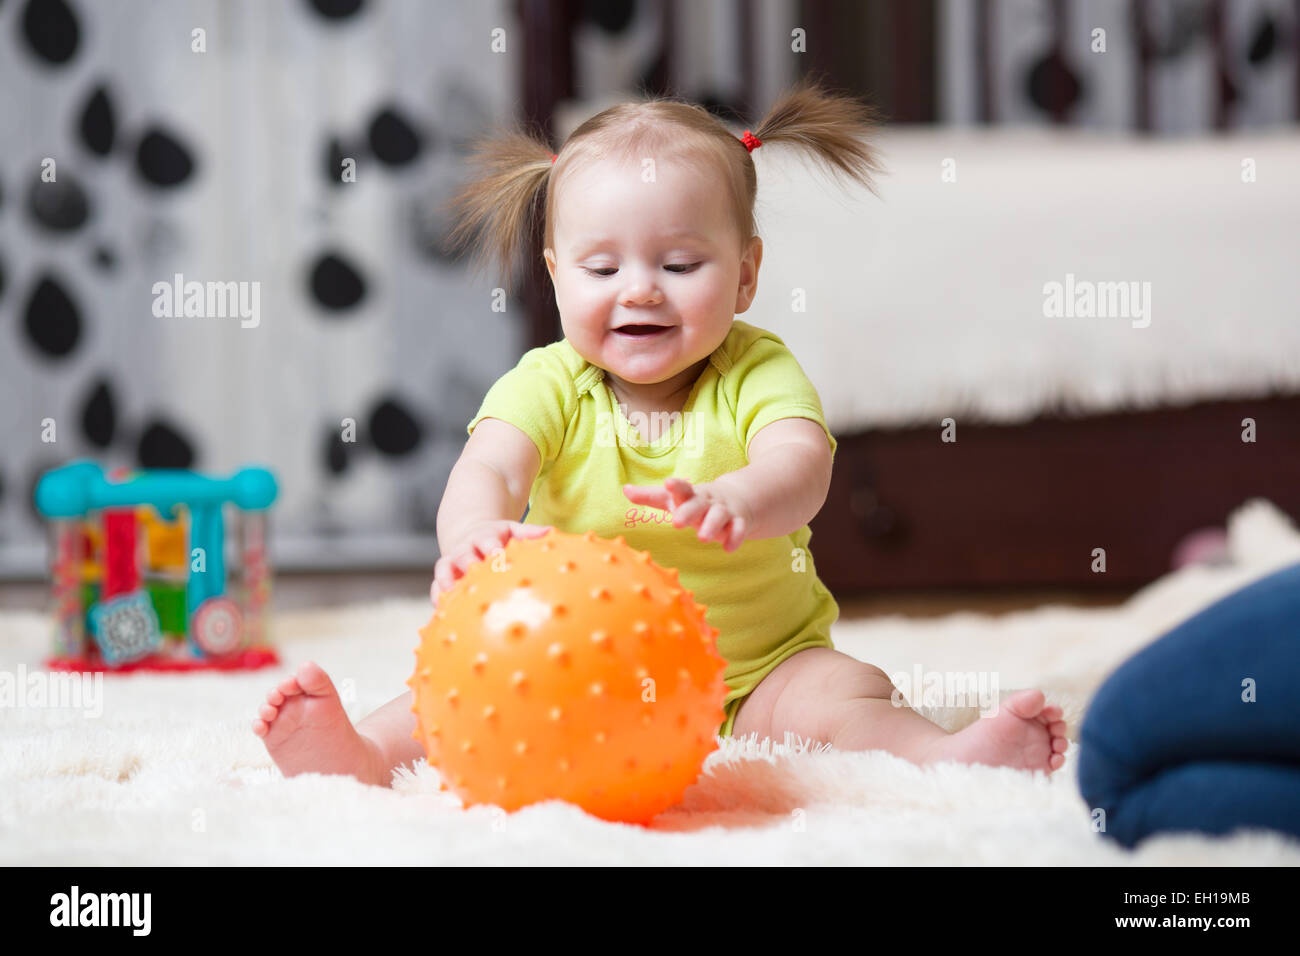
[619,277,663,306]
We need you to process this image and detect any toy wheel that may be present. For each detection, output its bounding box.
[193,597,245,657]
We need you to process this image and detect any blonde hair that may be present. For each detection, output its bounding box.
[443,79,882,287]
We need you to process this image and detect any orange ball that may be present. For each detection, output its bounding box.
[408,529,727,824]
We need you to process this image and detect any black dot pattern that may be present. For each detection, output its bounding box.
[137,420,196,469]
[23,274,81,359]
[135,127,197,188]
[324,135,351,186]
[27,170,90,232]
[79,378,116,448]
[367,106,423,166]
[91,245,116,270]
[307,0,365,20]
[368,397,422,456]
[309,251,367,311]
[21,0,80,66]
[582,0,637,34]
[78,85,116,156]
[1026,52,1083,116]
[323,428,350,475]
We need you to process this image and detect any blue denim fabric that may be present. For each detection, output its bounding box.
[1077,561,1300,848]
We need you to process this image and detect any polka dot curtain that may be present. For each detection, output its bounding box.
[0,0,518,569]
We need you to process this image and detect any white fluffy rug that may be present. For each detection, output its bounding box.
[5,500,1300,865]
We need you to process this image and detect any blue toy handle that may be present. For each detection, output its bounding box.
[35,462,277,518]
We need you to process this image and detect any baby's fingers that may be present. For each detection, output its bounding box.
[671,494,711,530]
[623,484,674,510]
[696,502,732,542]
[431,557,457,605]
[473,536,509,566]
[664,477,695,504]
[473,523,551,567]
[509,522,553,538]
[723,516,746,552]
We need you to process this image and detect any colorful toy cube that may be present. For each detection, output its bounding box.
[35,462,279,672]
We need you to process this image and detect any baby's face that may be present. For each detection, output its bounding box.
[544,154,761,390]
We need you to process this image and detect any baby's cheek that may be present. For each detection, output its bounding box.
[698,280,733,312]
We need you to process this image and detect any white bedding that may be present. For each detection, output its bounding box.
[745,128,1300,430]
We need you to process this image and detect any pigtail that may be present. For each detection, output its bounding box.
[751,78,884,196]
[441,125,556,285]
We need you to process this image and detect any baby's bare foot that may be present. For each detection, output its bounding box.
[251,662,389,786]
[921,689,1069,773]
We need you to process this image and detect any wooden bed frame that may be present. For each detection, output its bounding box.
[812,395,1300,590]
[514,0,1300,590]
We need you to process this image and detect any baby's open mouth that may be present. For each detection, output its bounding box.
[614,325,672,336]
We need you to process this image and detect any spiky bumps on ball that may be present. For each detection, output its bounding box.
[409,529,727,824]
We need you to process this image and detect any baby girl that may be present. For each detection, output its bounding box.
[253,81,1068,788]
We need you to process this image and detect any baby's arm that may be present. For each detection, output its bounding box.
[357,418,547,779]
[705,417,833,540]
[431,417,551,599]
[624,416,833,549]
[437,416,542,552]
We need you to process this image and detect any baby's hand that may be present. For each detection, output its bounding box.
[431,520,553,606]
[623,477,751,553]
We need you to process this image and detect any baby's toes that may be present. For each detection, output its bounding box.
[1049,753,1065,771]
[1003,688,1046,720]
[251,701,279,737]
[1052,736,1069,753]
[265,686,285,707]
[295,661,336,696]
[277,673,306,698]
[1047,719,1067,736]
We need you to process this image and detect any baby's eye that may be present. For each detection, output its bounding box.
[584,267,617,277]
[664,262,701,274]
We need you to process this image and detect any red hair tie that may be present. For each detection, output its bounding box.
[740,130,762,153]
[550,153,557,163]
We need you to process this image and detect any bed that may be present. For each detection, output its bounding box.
[748,127,1300,590]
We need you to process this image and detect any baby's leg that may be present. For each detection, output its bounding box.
[252,662,425,787]
[732,647,1068,773]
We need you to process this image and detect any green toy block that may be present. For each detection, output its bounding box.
[145,579,189,636]
[81,581,100,636]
